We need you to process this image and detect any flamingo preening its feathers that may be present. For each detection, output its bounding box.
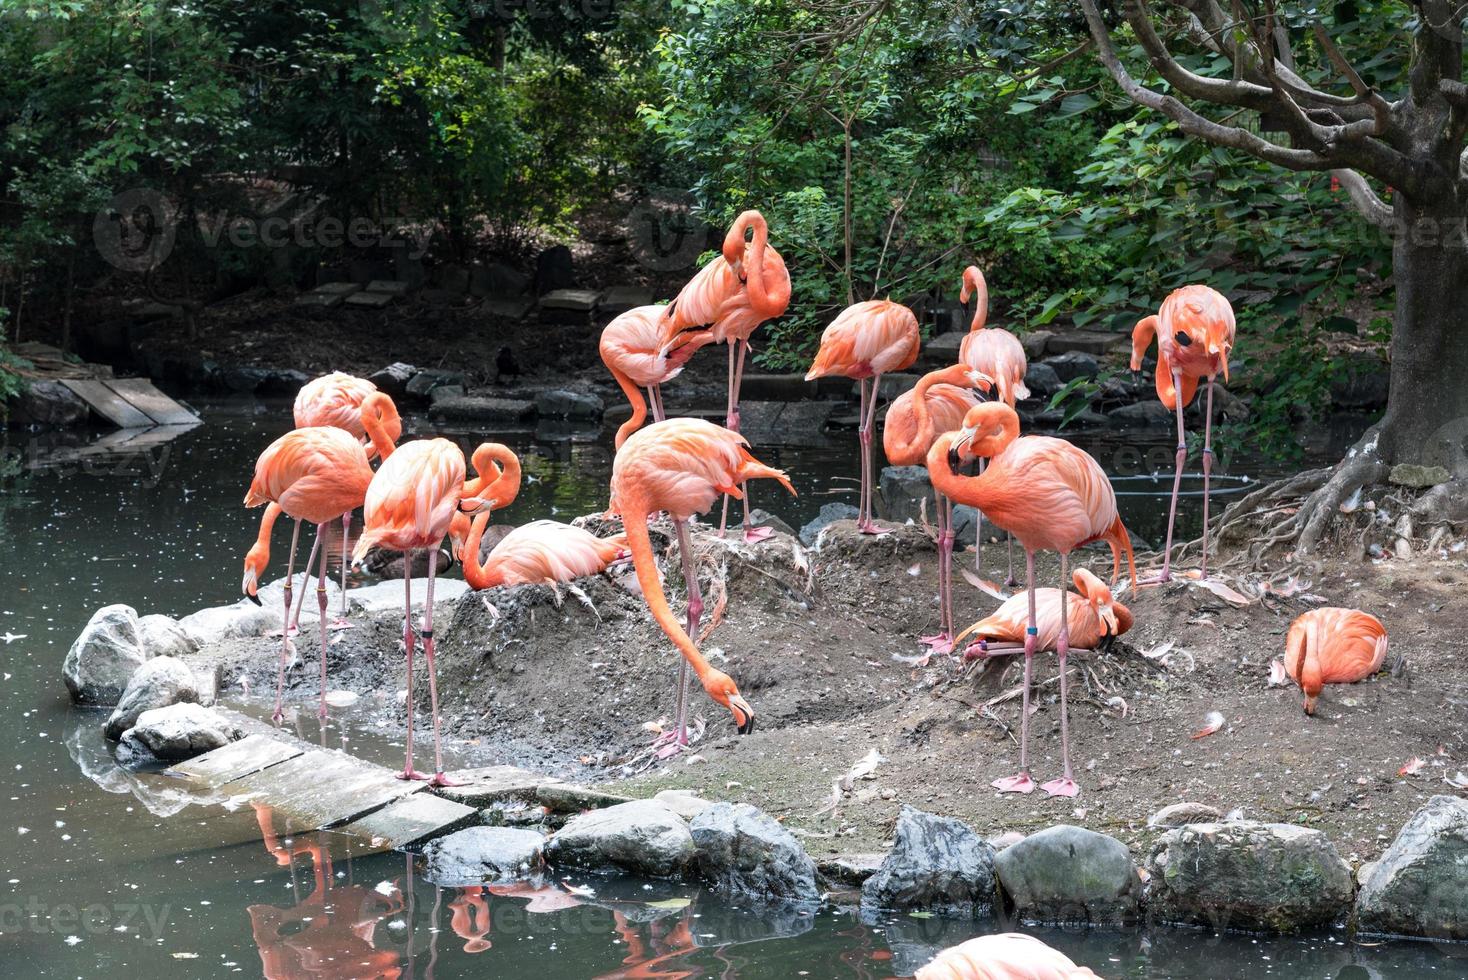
[1283,607,1389,715]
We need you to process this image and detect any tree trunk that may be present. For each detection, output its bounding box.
[1375,194,1468,477]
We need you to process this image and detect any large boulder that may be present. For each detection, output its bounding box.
[103,656,199,740]
[737,401,837,447]
[1023,362,1062,399]
[137,614,198,660]
[1147,802,1222,829]
[116,703,242,765]
[545,799,694,878]
[800,502,860,546]
[367,362,417,398]
[690,802,821,906]
[1043,351,1099,382]
[861,806,997,917]
[1357,795,1468,940]
[178,600,279,647]
[534,388,605,421]
[63,604,147,705]
[1147,821,1352,933]
[429,396,537,426]
[423,827,546,886]
[11,380,89,428]
[993,824,1140,924]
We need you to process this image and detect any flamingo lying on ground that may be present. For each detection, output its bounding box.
[462,519,627,590]
[915,933,1102,980]
[244,426,380,721]
[805,299,921,534]
[1131,284,1235,582]
[1283,607,1388,715]
[658,210,791,541]
[601,304,712,448]
[448,443,522,564]
[883,363,990,653]
[929,402,1135,797]
[956,567,1133,659]
[610,418,795,748]
[353,437,476,786]
[956,265,1029,585]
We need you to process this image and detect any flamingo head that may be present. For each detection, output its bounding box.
[948,402,1019,465]
[703,669,755,735]
[242,544,267,606]
[963,368,996,398]
[1073,568,1121,636]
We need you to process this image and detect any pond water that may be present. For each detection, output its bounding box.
[7,399,1458,979]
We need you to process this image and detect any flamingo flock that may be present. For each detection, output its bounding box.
[238,209,1387,816]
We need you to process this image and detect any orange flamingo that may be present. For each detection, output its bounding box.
[1283,607,1388,715]
[245,426,380,721]
[805,299,921,533]
[929,402,1136,797]
[243,388,400,633]
[602,304,713,448]
[448,887,493,954]
[658,210,791,541]
[883,363,991,653]
[610,418,795,748]
[352,437,473,785]
[447,443,522,564]
[915,933,1102,980]
[1131,284,1236,581]
[955,567,1133,659]
[957,265,1029,585]
[462,518,628,590]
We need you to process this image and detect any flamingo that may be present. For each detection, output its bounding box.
[955,567,1133,659]
[244,426,379,721]
[1131,284,1236,582]
[657,210,791,541]
[929,402,1136,797]
[610,418,795,748]
[447,443,522,564]
[1283,607,1388,715]
[915,933,1103,980]
[462,519,627,590]
[601,304,713,448]
[352,437,474,785]
[882,363,991,653]
[956,265,1029,585]
[805,299,921,534]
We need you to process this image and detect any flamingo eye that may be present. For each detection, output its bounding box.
[1174,332,1192,347]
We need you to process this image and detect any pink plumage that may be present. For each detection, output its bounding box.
[353,438,467,556]
[916,933,1102,980]
[805,300,920,381]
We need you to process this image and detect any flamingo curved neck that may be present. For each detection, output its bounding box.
[461,512,505,590]
[361,394,400,461]
[619,506,715,687]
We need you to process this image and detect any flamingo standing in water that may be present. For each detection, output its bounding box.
[956,567,1133,658]
[657,210,791,541]
[352,438,476,785]
[610,418,795,748]
[244,426,382,721]
[1282,607,1388,715]
[929,402,1136,797]
[601,304,713,448]
[462,519,627,590]
[915,933,1103,980]
[1131,284,1236,581]
[883,363,991,653]
[956,265,1029,584]
[805,300,921,533]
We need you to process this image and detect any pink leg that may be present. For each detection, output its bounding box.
[993,549,1037,794]
[730,341,769,543]
[858,374,888,535]
[974,458,985,574]
[424,553,458,786]
[272,523,301,724]
[315,523,331,720]
[920,494,956,654]
[1042,551,1080,797]
[283,518,302,636]
[719,342,737,537]
[656,518,703,756]
[1005,533,1018,589]
[398,556,427,781]
[288,532,320,641]
[649,384,666,423]
[1157,370,1187,583]
[1200,376,1216,579]
[855,378,869,525]
[336,511,352,624]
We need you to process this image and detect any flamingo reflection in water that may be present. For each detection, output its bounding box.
[247,803,405,980]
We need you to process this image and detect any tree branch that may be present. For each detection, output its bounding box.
[1331,168,1395,229]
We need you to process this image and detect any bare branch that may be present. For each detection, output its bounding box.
[1331,169,1395,229]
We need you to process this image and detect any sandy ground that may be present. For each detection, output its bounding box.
[193,513,1468,875]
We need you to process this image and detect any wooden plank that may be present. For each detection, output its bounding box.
[224,748,424,829]
[106,377,200,425]
[59,379,155,428]
[338,794,480,852]
[167,733,304,789]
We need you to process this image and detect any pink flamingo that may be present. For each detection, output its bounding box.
[916,933,1102,980]
[601,304,713,448]
[1283,607,1388,715]
[805,300,921,534]
[462,519,627,590]
[929,402,1136,797]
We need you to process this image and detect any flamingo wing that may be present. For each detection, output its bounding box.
[294,372,378,437]
[357,438,467,556]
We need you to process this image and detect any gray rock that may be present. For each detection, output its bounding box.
[1389,464,1451,489]
[221,365,271,393]
[738,401,836,446]
[1147,801,1223,828]
[545,799,694,878]
[850,373,917,401]
[690,802,821,906]
[423,826,546,886]
[1045,330,1120,356]
[258,368,310,396]
[880,465,936,522]
[747,509,797,539]
[1147,820,1352,933]
[652,789,716,821]
[534,244,576,294]
[430,396,538,426]
[64,604,147,705]
[598,286,653,316]
[1023,362,1063,399]
[1109,400,1175,425]
[429,384,466,405]
[819,853,885,886]
[1043,351,1100,382]
[535,388,606,420]
[1357,795,1468,940]
[368,362,417,398]
[1021,330,1054,360]
[405,369,466,401]
[993,824,1140,924]
[117,703,242,765]
[178,600,279,647]
[800,502,860,546]
[137,614,197,660]
[861,806,997,916]
[13,379,90,427]
[104,656,199,740]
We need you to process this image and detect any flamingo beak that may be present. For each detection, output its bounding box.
[965,370,995,395]
[247,591,261,607]
[1099,602,1119,636]
[731,695,755,735]
[460,497,493,513]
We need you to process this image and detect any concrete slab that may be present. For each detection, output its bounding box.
[1045,330,1127,356]
[316,281,365,296]
[598,286,653,315]
[339,793,480,851]
[433,764,565,808]
[539,288,600,311]
[224,748,425,829]
[535,784,635,813]
[344,290,395,308]
[108,377,200,425]
[295,290,346,308]
[59,380,155,428]
[166,733,303,789]
[365,279,411,296]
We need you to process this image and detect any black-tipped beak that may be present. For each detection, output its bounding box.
[247,592,261,607]
[737,714,755,736]
[947,446,961,469]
